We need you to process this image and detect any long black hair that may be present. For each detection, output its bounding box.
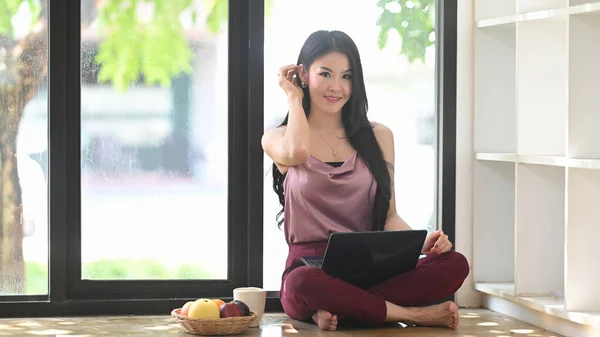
[272,30,392,232]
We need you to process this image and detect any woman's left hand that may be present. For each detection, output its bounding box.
[421,230,452,255]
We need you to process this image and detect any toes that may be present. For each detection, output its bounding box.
[313,310,339,331]
[318,310,332,320]
[449,302,460,329]
[311,312,320,325]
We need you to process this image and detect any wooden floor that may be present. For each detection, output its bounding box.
[0,309,562,336]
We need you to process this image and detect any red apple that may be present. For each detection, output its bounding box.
[219,301,243,318]
[181,301,194,316]
[233,300,251,316]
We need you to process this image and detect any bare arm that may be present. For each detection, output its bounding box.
[262,66,311,174]
[372,122,413,231]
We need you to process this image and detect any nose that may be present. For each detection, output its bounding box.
[328,78,343,92]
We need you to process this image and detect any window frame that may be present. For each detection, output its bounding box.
[436,0,458,248]
[0,0,457,317]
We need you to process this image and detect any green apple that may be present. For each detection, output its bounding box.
[188,298,219,319]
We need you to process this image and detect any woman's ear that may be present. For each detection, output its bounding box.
[298,64,309,86]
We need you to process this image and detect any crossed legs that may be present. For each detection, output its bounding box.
[280,251,470,331]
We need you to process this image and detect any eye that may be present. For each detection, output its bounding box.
[319,72,331,78]
[343,74,353,80]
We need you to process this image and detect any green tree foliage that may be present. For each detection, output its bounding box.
[1,0,432,90]
[0,0,230,91]
[0,0,41,36]
[376,0,435,63]
[94,1,196,91]
[92,0,230,91]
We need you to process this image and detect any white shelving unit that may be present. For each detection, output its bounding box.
[473,0,600,329]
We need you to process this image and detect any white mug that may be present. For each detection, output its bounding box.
[233,287,267,327]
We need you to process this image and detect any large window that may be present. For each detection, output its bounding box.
[79,0,229,281]
[0,0,456,316]
[0,0,49,297]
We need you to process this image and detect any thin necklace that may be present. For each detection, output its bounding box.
[318,133,343,157]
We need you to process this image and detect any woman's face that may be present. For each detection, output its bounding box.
[301,52,353,115]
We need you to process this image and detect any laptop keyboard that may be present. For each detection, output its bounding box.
[302,257,323,269]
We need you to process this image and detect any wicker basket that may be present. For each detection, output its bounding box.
[171,308,257,335]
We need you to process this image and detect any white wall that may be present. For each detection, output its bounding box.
[455,0,482,308]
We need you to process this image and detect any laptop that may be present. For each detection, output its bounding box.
[301,230,428,290]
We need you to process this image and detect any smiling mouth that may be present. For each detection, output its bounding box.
[324,96,342,103]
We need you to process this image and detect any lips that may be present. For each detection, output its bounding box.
[325,96,342,103]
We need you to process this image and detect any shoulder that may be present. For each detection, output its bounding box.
[371,122,394,149]
[370,122,395,165]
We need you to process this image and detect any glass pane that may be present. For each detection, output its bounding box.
[263,0,437,291]
[0,0,49,295]
[80,1,228,280]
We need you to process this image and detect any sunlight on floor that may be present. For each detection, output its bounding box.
[0,309,563,336]
[510,328,535,333]
[21,329,73,335]
[477,321,499,326]
[460,312,481,319]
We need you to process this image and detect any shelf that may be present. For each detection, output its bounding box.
[473,161,515,284]
[567,158,600,169]
[519,8,568,21]
[472,0,600,331]
[474,2,600,27]
[570,2,600,15]
[476,282,600,328]
[475,152,518,163]
[570,1,600,9]
[518,155,568,167]
[568,9,600,159]
[475,9,567,28]
[476,282,516,297]
[566,168,600,312]
[475,153,600,169]
[519,0,567,13]
[515,164,565,297]
[516,18,567,156]
[474,23,516,153]
[476,16,518,28]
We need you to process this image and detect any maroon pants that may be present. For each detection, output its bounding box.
[280,241,469,325]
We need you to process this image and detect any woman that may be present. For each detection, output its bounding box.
[262,30,469,331]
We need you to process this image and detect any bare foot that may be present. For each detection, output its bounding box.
[312,309,338,331]
[409,301,459,329]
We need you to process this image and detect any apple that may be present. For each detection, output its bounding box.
[233,300,251,316]
[181,301,194,316]
[219,301,243,318]
[188,298,220,319]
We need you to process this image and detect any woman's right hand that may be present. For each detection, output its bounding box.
[278,64,304,100]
